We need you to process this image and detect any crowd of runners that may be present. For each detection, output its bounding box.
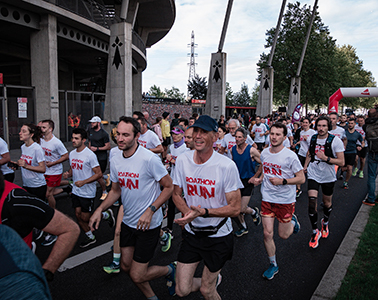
[1,107,378,300]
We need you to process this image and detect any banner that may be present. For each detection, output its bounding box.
[292,103,303,123]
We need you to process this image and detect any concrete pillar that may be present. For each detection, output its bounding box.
[104,22,133,123]
[30,14,59,136]
[132,68,142,112]
[288,77,301,116]
[205,52,226,120]
[256,67,274,117]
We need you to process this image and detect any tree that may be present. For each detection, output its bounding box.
[164,86,185,102]
[233,82,251,106]
[148,85,165,98]
[251,84,259,107]
[187,74,207,100]
[226,82,234,105]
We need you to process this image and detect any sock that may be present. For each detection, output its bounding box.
[86,231,95,239]
[269,255,277,267]
[309,212,318,231]
[147,296,158,300]
[161,232,168,241]
[113,253,121,265]
[241,221,247,229]
[167,264,174,276]
[323,205,333,223]
[102,211,109,219]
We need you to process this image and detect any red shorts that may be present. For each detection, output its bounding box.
[44,174,62,188]
[261,201,295,223]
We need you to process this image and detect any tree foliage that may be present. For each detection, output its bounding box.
[257,1,376,109]
[187,74,207,100]
[233,83,252,106]
[164,86,185,102]
[148,85,165,98]
[226,82,234,105]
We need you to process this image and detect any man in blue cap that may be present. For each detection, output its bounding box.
[168,115,243,299]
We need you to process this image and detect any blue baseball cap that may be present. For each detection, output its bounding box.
[191,115,218,132]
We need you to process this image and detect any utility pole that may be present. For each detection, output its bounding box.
[187,30,197,99]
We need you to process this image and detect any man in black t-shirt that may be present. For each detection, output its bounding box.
[88,116,110,200]
[0,178,79,281]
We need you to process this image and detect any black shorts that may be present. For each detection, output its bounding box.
[357,147,367,159]
[23,185,47,202]
[308,179,335,196]
[178,230,234,273]
[71,194,94,213]
[344,153,356,166]
[98,160,107,174]
[255,142,265,151]
[240,178,254,197]
[4,173,15,183]
[298,154,306,167]
[120,223,161,263]
[162,137,171,147]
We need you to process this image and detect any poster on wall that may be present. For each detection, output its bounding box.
[17,98,27,118]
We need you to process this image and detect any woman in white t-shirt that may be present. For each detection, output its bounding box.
[15,123,47,200]
[214,125,227,154]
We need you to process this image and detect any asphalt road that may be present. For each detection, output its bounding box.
[32,169,367,300]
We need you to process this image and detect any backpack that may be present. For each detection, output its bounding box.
[365,120,378,153]
[309,133,335,164]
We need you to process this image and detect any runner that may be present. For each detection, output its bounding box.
[304,116,345,249]
[342,118,364,189]
[0,137,14,183]
[294,117,316,197]
[251,116,268,151]
[64,128,114,248]
[251,122,304,280]
[39,119,69,246]
[136,116,163,154]
[90,116,174,300]
[231,127,261,237]
[88,116,110,201]
[184,127,195,150]
[353,115,367,178]
[170,115,243,299]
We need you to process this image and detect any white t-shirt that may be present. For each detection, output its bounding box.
[169,142,189,180]
[252,124,267,143]
[173,151,243,237]
[138,130,161,150]
[110,145,167,229]
[41,136,68,175]
[221,133,254,159]
[260,147,303,204]
[69,147,99,198]
[298,129,317,157]
[0,138,13,175]
[286,128,293,138]
[109,146,122,163]
[355,125,367,147]
[268,137,291,148]
[307,135,345,183]
[20,143,46,187]
[330,126,346,142]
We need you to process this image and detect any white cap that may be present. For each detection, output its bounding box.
[89,116,101,123]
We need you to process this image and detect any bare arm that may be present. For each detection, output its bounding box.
[42,210,80,273]
[0,152,10,166]
[218,146,226,155]
[74,166,102,188]
[18,160,46,173]
[46,153,69,168]
[269,169,305,186]
[149,144,164,154]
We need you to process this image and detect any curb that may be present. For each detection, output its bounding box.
[311,202,372,300]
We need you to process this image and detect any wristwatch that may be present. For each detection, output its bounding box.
[149,205,157,213]
[202,208,209,218]
[327,157,331,163]
[282,179,288,185]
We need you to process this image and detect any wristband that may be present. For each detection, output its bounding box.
[202,208,209,218]
[43,269,54,282]
[327,157,331,163]
[282,178,287,185]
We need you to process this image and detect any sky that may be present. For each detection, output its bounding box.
[142,0,378,98]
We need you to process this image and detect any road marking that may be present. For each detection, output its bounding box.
[58,213,180,272]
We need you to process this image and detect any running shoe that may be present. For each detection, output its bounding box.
[296,189,302,198]
[263,264,279,280]
[321,219,329,238]
[342,181,349,189]
[100,191,108,201]
[234,227,248,237]
[166,262,177,296]
[362,199,375,207]
[113,200,120,207]
[216,273,222,288]
[31,241,36,254]
[160,232,172,252]
[105,174,111,187]
[80,236,96,248]
[103,261,120,274]
[34,228,44,241]
[105,209,115,228]
[252,207,261,226]
[338,174,344,180]
[41,234,57,246]
[309,229,322,249]
[359,171,364,179]
[292,214,300,234]
[352,167,358,177]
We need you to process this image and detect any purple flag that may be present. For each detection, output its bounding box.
[292,103,303,123]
